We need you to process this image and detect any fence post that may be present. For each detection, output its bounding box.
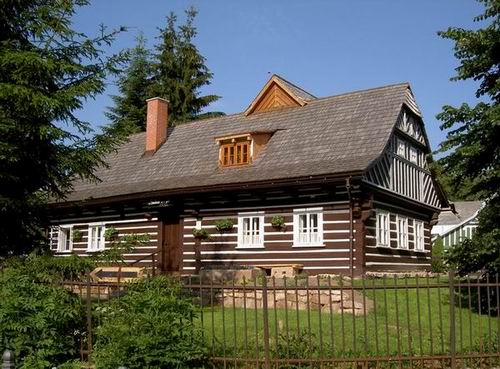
[261,275,271,369]
[86,272,93,362]
[448,270,456,369]
[2,350,14,369]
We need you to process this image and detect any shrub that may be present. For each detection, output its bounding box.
[214,219,234,233]
[431,237,447,273]
[0,267,84,369]
[93,233,150,265]
[3,252,95,282]
[93,276,208,369]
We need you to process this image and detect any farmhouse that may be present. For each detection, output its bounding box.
[48,75,447,275]
[432,201,483,248]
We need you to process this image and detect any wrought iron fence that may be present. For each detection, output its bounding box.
[2,266,499,368]
[180,271,499,369]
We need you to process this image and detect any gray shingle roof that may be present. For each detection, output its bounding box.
[62,82,412,203]
[437,201,483,226]
[273,74,317,101]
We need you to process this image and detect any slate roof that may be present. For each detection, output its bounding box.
[437,201,483,226]
[62,82,414,203]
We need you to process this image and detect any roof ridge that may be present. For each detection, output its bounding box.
[310,81,410,103]
[116,81,411,138]
[272,74,317,99]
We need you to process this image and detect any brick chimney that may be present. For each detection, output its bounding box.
[145,97,168,154]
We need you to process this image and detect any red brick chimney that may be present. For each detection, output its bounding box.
[145,97,168,154]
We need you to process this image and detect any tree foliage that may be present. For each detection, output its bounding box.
[93,276,208,369]
[106,33,152,135]
[0,258,85,369]
[437,0,500,274]
[0,0,125,256]
[151,7,223,125]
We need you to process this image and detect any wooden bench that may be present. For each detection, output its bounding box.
[90,266,146,283]
[254,264,303,278]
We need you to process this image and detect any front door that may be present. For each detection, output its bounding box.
[160,215,182,273]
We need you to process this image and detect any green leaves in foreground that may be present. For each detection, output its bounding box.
[93,276,208,369]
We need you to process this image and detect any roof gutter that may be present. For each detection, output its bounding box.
[49,171,364,209]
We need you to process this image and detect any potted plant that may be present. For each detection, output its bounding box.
[271,215,286,230]
[214,219,234,233]
[192,228,210,241]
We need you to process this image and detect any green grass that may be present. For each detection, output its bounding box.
[193,277,499,361]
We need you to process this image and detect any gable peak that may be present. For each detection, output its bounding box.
[244,74,316,116]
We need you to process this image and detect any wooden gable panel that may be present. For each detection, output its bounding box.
[252,82,302,114]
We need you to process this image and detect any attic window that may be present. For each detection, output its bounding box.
[219,138,251,167]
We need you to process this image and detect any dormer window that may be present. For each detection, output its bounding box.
[220,139,251,167]
[216,131,274,168]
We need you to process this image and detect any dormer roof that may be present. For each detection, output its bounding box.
[244,74,316,115]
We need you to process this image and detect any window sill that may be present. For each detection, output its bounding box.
[236,245,265,249]
[86,249,104,253]
[292,244,325,248]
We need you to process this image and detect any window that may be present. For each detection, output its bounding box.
[293,208,323,247]
[414,221,424,251]
[220,141,250,167]
[88,224,105,252]
[237,213,264,248]
[376,211,390,247]
[57,226,73,252]
[397,139,406,157]
[409,146,418,164]
[397,216,408,249]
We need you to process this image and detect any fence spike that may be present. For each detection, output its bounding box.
[2,350,14,369]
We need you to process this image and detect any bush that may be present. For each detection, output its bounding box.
[0,267,84,369]
[2,252,95,282]
[93,276,208,369]
[431,237,447,273]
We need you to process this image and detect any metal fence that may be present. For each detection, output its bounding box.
[4,267,500,369]
[178,272,500,369]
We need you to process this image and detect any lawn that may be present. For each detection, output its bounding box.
[192,277,499,361]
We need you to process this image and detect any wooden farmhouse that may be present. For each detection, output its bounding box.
[48,75,448,276]
[432,201,483,248]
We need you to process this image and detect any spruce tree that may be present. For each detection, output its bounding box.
[152,7,223,125]
[106,33,152,134]
[437,0,500,275]
[0,0,125,255]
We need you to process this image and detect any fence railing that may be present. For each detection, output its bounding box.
[180,271,500,369]
[4,268,500,369]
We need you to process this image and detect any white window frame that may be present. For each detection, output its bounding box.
[409,146,418,165]
[57,226,73,253]
[237,212,265,249]
[396,216,409,249]
[87,223,106,252]
[397,138,407,158]
[414,220,425,251]
[375,210,390,247]
[293,207,324,247]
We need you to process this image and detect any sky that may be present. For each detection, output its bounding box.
[73,0,485,151]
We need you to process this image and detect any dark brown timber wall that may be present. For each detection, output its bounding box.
[364,200,432,272]
[49,215,160,266]
[181,202,357,275]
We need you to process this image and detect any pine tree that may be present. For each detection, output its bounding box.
[437,0,500,275]
[106,33,152,134]
[0,0,125,255]
[152,7,223,125]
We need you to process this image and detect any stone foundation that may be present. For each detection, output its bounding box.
[216,288,373,315]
